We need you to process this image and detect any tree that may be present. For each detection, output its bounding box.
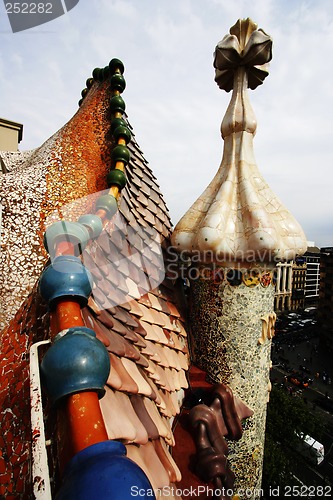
[262,386,324,493]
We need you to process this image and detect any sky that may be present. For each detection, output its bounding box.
[0,0,332,248]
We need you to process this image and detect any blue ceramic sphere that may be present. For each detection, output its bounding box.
[40,327,110,405]
[39,255,93,307]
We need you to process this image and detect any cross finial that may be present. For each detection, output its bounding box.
[214,18,273,92]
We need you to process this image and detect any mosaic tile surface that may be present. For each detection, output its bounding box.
[0,72,189,498]
[189,269,274,495]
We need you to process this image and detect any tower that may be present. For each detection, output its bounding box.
[171,18,307,496]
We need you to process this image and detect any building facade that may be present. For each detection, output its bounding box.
[319,247,333,352]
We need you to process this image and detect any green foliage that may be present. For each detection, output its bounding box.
[262,386,324,492]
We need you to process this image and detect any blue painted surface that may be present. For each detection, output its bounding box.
[56,441,155,499]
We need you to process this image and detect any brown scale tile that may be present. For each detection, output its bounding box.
[170,391,181,415]
[151,324,169,345]
[125,277,140,299]
[145,210,156,227]
[160,313,179,332]
[139,340,156,360]
[108,353,139,394]
[95,308,114,329]
[125,181,140,200]
[118,238,131,260]
[115,276,130,296]
[150,308,167,328]
[134,202,148,220]
[131,173,142,190]
[138,373,163,408]
[93,320,125,357]
[141,170,158,189]
[113,306,139,328]
[91,285,108,309]
[139,181,151,198]
[148,188,164,207]
[178,367,189,389]
[126,259,142,285]
[137,191,149,208]
[170,368,182,391]
[87,296,102,315]
[96,231,113,255]
[111,316,134,337]
[100,387,148,444]
[106,356,123,390]
[128,299,144,318]
[122,343,143,364]
[140,358,160,383]
[153,218,165,235]
[144,398,172,440]
[146,292,163,312]
[154,365,169,391]
[154,341,174,366]
[161,346,180,370]
[139,320,160,342]
[118,298,132,311]
[116,255,130,277]
[174,319,187,337]
[131,163,145,180]
[119,198,132,225]
[157,391,173,418]
[161,224,171,239]
[163,368,175,392]
[121,358,154,397]
[154,205,169,224]
[130,395,160,440]
[156,438,182,483]
[170,331,186,352]
[93,246,109,277]
[141,339,162,364]
[137,293,152,308]
[157,298,172,316]
[146,197,157,215]
[163,329,175,349]
[109,225,125,251]
[177,351,189,371]
[137,367,159,402]
[137,303,159,323]
[82,250,103,281]
[165,301,181,318]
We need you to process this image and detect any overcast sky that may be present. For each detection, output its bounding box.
[1,0,332,247]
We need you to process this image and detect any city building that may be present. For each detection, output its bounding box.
[318,247,333,352]
[304,246,321,302]
[0,117,23,152]
[275,261,294,312]
[0,117,23,173]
